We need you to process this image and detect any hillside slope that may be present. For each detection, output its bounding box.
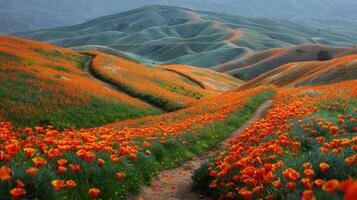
[212,44,357,80]
[239,54,357,89]
[85,50,243,111]
[16,5,357,68]
[157,64,243,91]
[0,36,161,128]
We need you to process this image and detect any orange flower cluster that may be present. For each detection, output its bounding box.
[204,80,357,199]
[0,84,272,198]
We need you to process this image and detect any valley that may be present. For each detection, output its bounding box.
[0,4,356,200]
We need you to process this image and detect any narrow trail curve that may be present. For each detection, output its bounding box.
[135,100,273,200]
[82,55,166,113]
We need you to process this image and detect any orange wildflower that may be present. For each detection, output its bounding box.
[16,180,25,188]
[117,172,126,181]
[69,164,80,172]
[26,167,38,177]
[66,180,77,189]
[88,188,100,198]
[9,187,26,197]
[286,182,296,192]
[319,163,330,172]
[283,168,300,181]
[345,155,356,166]
[57,166,67,175]
[302,190,314,200]
[322,179,339,194]
[344,181,357,200]
[304,169,315,178]
[238,189,253,200]
[303,162,311,169]
[32,157,47,168]
[314,179,324,188]
[57,159,68,166]
[51,180,65,191]
[23,148,36,158]
[97,158,105,166]
[0,165,11,181]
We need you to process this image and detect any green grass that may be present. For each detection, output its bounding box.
[0,89,275,200]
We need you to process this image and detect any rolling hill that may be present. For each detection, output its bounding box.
[85,50,242,111]
[0,36,161,128]
[157,64,243,91]
[1,0,357,35]
[239,54,357,89]
[0,35,243,127]
[212,44,357,80]
[15,5,357,68]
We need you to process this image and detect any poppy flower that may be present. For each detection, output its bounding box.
[66,180,77,189]
[238,189,253,200]
[302,190,314,200]
[286,182,296,192]
[32,157,47,168]
[97,158,105,166]
[23,148,36,158]
[0,165,11,181]
[57,159,68,166]
[314,179,324,188]
[88,188,100,198]
[304,169,315,178]
[303,162,311,169]
[51,180,65,191]
[319,163,330,172]
[16,180,25,188]
[272,179,281,189]
[69,164,80,172]
[26,167,38,177]
[57,166,67,174]
[344,181,357,200]
[283,168,300,181]
[226,191,234,199]
[117,172,126,181]
[5,143,20,156]
[345,155,356,166]
[10,187,26,197]
[322,179,339,194]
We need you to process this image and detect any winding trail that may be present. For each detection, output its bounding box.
[82,55,166,113]
[135,100,273,200]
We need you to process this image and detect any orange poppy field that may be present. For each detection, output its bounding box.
[0,36,356,200]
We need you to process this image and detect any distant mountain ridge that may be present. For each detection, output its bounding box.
[1,0,357,35]
[15,5,357,69]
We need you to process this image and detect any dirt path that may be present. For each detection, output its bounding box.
[135,100,273,200]
[83,55,166,113]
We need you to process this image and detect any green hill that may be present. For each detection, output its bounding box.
[15,5,357,68]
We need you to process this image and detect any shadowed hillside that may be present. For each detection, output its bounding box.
[212,44,357,80]
[16,5,357,68]
[239,54,357,89]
